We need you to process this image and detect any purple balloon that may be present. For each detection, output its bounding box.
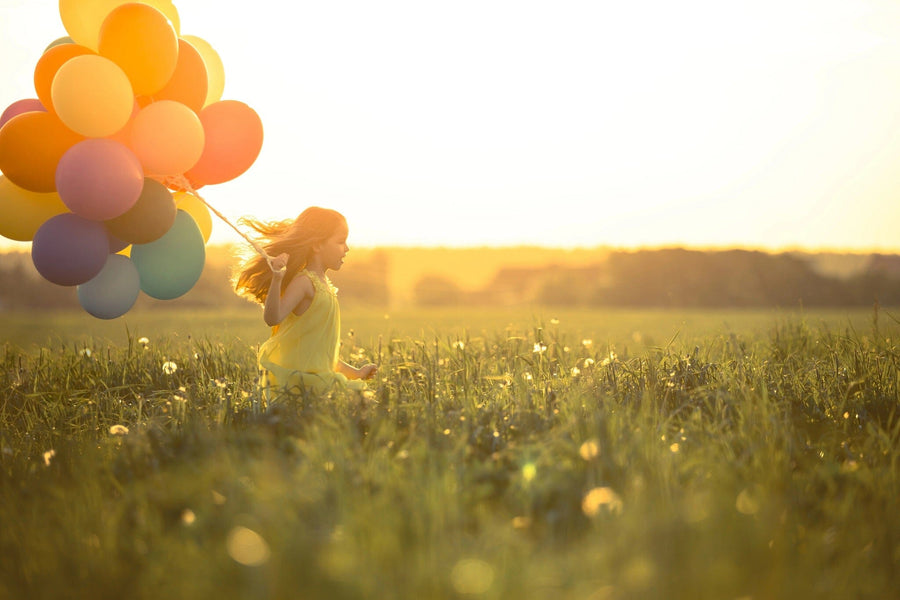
[32,213,110,286]
[56,139,143,221]
[0,99,46,130]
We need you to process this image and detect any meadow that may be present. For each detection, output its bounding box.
[1,306,899,599]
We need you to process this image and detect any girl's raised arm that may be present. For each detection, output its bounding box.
[263,254,312,326]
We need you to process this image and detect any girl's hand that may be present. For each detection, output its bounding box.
[269,253,289,276]
[358,364,378,380]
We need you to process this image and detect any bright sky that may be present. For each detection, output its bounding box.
[2,0,900,250]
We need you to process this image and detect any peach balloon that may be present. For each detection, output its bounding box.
[0,112,84,192]
[34,43,94,115]
[51,54,134,137]
[98,3,178,95]
[130,100,205,176]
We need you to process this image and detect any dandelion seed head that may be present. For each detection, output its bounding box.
[582,486,623,516]
[109,424,129,436]
[579,439,600,460]
[550,318,560,325]
[523,372,533,382]
[226,526,270,566]
[583,358,595,368]
[453,341,465,350]
[79,348,92,358]
[451,559,495,595]
[533,343,547,354]
[571,366,581,377]
[522,462,537,482]
[582,339,593,348]
[138,337,149,346]
[162,361,178,375]
[735,487,761,515]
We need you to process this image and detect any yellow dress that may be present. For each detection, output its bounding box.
[258,269,366,399]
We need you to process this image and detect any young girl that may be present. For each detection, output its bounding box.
[233,207,376,399]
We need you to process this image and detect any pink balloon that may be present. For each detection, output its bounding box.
[0,99,46,130]
[55,139,143,220]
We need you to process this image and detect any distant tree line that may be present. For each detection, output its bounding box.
[413,249,900,308]
[2,247,899,311]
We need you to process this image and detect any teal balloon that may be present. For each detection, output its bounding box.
[131,210,205,300]
[77,254,140,319]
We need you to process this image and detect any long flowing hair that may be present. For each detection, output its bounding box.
[232,207,347,305]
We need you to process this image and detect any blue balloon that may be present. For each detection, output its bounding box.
[31,213,109,286]
[77,254,140,319]
[131,210,205,300]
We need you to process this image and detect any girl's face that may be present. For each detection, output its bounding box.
[317,221,349,271]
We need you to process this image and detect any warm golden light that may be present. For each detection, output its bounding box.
[2,1,899,251]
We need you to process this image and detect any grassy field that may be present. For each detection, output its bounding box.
[1,306,899,599]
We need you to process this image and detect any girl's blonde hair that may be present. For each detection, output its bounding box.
[233,206,347,305]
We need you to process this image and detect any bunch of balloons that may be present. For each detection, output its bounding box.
[0,0,263,319]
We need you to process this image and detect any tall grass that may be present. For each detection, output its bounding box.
[1,308,898,599]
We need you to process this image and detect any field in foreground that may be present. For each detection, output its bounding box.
[1,307,899,599]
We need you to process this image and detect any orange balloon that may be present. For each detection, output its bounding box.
[186,101,263,186]
[98,3,178,95]
[33,44,95,115]
[181,35,225,107]
[60,0,180,50]
[150,39,208,113]
[130,100,205,176]
[0,112,84,193]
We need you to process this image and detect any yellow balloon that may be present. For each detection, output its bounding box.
[173,191,212,242]
[60,0,180,51]
[181,35,225,107]
[0,176,68,241]
[51,55,134,137]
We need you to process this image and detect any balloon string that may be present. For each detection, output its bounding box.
[164,175,281,273]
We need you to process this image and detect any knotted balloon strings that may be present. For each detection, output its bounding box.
[163,175,283,274]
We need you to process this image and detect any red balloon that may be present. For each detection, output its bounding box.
[185,100,263,186]
[56,139,143,220]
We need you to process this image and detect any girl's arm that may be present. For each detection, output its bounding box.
[337,360,377,380]
[263,254,313,326]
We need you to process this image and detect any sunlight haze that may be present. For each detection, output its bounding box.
[2,0,900,251]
